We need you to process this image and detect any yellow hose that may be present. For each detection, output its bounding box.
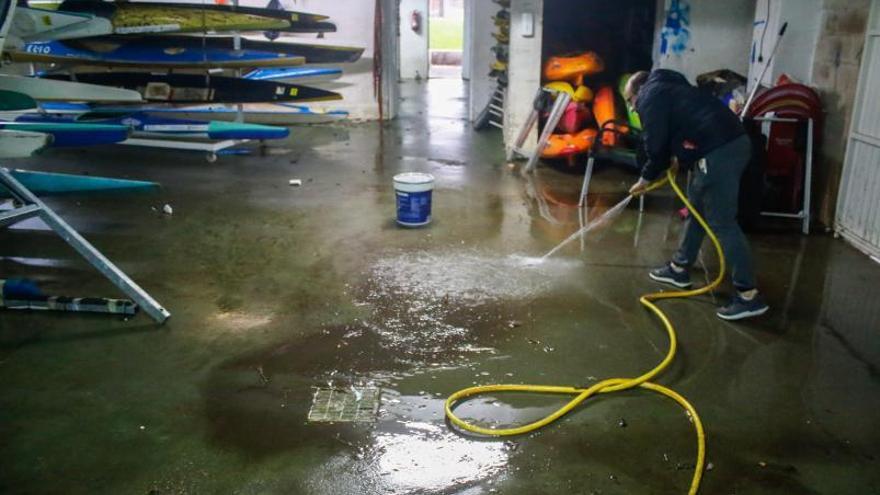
[445,168,724,495]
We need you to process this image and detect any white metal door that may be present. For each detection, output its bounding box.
[837,0,880,258]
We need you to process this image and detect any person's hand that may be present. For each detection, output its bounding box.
[629,178,650,196]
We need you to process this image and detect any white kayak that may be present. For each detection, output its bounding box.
[11,7,113,42]
[0,75,143,103]
[0,129,51,158]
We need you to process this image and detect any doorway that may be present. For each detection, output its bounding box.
[428,0,464,79]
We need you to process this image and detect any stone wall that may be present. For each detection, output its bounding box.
[811,0,871,227]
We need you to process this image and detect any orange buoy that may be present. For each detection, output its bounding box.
[543,52,605,86]
[541,128,599,159]
[593,86,629,147]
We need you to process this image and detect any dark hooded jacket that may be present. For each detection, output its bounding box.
[635,69,745,181]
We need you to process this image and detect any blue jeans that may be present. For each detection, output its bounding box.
[672,134,758,291]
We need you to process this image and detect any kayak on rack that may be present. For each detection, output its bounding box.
[244,67,344,84]
[0,120,130,147]
[0,74,143,103]
[36,102,349,126]
[12,38,307,69]
[43,72,342,104]
[135,103,349,126]
[9,6,112,42]
[3,169,159,197]
[16,111,290,141]
[56,0,289,35]
[234,36,366,64]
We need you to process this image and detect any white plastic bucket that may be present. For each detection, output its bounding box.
[393,172,434,227]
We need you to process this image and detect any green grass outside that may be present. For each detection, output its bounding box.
[430,17,463,51]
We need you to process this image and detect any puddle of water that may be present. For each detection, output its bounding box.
[367,421,507,493]
[367,250,583,306]
[304,397,511,495]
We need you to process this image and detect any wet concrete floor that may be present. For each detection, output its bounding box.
[1,79,879,494]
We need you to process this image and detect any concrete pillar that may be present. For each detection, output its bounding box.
[504,0,544,153]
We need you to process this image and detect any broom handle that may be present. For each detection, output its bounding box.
[741,21,788,117]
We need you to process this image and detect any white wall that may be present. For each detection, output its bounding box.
[654,0,757,82]
[271,0,396,120]
[466,0,497,121]
[504,0,544,151]
[747,0,822,90]
[399,0,430,80]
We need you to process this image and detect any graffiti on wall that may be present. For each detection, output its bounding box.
[660,0,691,56]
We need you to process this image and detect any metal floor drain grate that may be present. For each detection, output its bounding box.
[307,387,381,423]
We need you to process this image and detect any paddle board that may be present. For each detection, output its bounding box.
[5,169,158,196]
[57,0,289,35]
[0,74,143,103]
[45,72,342,104]
[0,120,130,147]
[10,6,112,42]
[12,39,307,69]
[244,67,343,84]
[0,129,51,158]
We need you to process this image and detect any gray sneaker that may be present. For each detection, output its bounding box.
[717,293,769,321]
[648,263,692,289]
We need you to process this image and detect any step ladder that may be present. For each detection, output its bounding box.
[0,168,170,324]
[474,80,507,131]
[507,87,571,174]
[486,83,506,129]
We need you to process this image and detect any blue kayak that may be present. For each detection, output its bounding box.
[12,39,307,69]
[0,120,130,147]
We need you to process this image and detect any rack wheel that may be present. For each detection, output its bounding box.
[206,152,218,163]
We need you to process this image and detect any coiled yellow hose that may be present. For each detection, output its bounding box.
[445,168,724,495]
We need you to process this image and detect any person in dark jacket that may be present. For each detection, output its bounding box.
[625,69,768,321]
